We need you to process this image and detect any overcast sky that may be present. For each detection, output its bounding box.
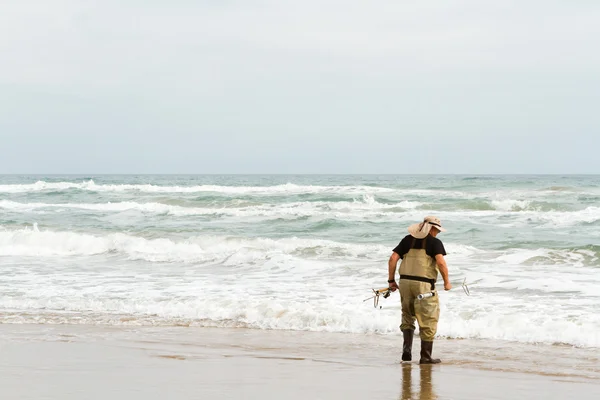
[1,1,599,174]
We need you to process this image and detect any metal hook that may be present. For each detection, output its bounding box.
[363,288,392,308]
[462,278,471,296]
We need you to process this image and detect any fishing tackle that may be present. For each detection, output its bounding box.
[363,287,392,308]
[417,291,435,300]
[418,278,474,299]
[462,277,473,296]
[365,278,476,308]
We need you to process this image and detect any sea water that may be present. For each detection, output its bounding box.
[1,175,598,347]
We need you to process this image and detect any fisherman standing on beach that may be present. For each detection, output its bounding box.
[387,216,451,364]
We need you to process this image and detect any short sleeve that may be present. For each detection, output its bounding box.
[427,238,446,258]
[392,235,411,259]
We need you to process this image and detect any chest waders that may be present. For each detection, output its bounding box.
[398,237,442,364]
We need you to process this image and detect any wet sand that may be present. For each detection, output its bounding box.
[1,324,599,400]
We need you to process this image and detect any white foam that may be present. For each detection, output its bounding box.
[441,297,600,347]
[2,289,599,348]
[5,200,599,227]
[536,207,600,226]
[0,180,500,203]
[1,227,599,347]
[0,180,397,195]
[444,243,484,257]
[490,199,533,211]
[0,227,390,262]
[0,199,421,219]
[427,207,600,228]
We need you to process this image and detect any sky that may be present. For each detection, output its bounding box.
[1,0,599,174]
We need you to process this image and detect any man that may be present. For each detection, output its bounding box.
[387,216,451,364]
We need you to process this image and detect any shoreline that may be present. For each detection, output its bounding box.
[2,324,599,400]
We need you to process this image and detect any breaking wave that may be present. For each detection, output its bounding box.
[2,200,599,226]
[0,180,396,195]
[0,226,389,262]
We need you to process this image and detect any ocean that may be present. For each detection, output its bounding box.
[1,175,599,348]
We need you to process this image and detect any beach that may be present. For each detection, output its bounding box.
[1,174,600,398]
[2,324,599,400]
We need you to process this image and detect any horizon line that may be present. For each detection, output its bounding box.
[1,173,599,176]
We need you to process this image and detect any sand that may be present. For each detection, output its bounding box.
[1,324,599,400]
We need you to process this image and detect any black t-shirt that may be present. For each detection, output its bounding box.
[392,234,446,259]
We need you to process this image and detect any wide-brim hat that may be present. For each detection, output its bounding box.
[407,216,446,239]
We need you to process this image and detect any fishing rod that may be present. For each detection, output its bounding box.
[364,278,476,308]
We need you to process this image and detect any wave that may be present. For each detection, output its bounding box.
[429,207,600,228]
[2,200,599,228]
[492,246,600,268]
[0,226,390,262]
[0,198,420,218]
[442,303,600,348]
[0,180,531,202]
[2,224,598,272]
[2,293,599,348]
[444,199,543,212]
[534,207,600,226]
[544,186,577,192]
[0,180,397,195]
[490,199,533,211]
[2,227,600,347]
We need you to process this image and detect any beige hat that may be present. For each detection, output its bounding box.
[407,216,446,239]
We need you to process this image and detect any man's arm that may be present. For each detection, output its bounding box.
[435,254,452,291]
[388,252,400,291]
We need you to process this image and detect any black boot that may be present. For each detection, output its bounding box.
[402,330,414,361]
[419,340,441,364]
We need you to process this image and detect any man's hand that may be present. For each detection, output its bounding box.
[388,281,399,292]
[444,281,452,291]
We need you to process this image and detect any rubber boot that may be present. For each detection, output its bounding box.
[419,340,441,364]
[402,330,414,361]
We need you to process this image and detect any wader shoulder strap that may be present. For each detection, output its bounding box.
[409,236,428,250]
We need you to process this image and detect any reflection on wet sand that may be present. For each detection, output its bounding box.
[401,364,437,400]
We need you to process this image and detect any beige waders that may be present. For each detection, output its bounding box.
[398,239,440,342]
